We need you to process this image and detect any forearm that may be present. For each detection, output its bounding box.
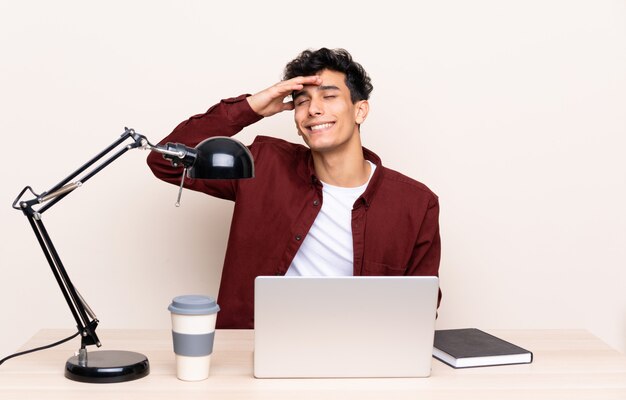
[407,199,442,307]
[146,95,262,186]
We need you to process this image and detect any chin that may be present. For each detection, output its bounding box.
[308,144,338,154]
[302,137,329,150]
[304,137,328,148]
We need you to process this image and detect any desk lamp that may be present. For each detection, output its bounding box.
[11,128,254,383]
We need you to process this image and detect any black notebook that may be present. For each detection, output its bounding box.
[433,328,533,368]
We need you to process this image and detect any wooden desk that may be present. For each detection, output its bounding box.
[1,329,625,399]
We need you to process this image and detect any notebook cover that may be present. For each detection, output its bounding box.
[433,328,533,368]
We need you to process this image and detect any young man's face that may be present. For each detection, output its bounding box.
[293,69,368,154]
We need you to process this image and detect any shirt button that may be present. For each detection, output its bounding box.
[313,200,319,206]
[295,235,302,241]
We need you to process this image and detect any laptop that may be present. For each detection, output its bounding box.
[254,276,439,378]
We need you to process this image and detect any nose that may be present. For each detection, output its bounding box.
[308,96,323,116]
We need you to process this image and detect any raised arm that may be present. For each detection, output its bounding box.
[146,95,262,200]
[147,76,321,200]
[246,75,321,117]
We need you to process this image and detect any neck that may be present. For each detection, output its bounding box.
[312,139,371,188]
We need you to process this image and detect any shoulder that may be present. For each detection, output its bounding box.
[251,135,305,150]
[248,135,309,162]
[378,166,438,207]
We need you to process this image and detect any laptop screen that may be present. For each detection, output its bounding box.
[254,276,439,378]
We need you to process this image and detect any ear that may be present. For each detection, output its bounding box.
[355,100,369,125]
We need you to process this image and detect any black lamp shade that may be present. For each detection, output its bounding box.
[187,137,254,180]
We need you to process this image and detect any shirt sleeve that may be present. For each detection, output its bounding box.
[406,196,442,307]
[146,95,263,200]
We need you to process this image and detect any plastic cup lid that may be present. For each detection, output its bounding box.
[168,295,220,315]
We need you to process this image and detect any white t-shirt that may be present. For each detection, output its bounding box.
[285,161,376,276]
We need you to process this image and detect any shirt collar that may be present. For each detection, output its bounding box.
[359,147,383,208]
[299,146,384,209]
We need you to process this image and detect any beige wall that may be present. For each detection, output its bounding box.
[1,0,625,361]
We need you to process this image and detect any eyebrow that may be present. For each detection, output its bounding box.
[293,85,341,100]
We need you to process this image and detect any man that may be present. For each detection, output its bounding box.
[147,48,441,329]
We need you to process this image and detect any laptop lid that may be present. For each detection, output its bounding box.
[254,276,439,378]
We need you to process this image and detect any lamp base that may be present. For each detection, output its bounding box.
[65,350,149,383]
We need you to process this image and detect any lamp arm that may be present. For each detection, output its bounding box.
[143,141,198,169]
[141,140,198,207]
[13,128,141,212]
[12,127,204,352]
[11,128,163,351]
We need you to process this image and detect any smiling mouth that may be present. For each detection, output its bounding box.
[308,122,335,132]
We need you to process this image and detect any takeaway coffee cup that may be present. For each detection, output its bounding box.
[168,295,220,381]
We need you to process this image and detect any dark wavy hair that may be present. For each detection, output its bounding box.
[283,48,373,103]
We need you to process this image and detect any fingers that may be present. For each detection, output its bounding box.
[282,101,295,112]
[288,75,322,86]
[270,76,322,112]
[274,75,322,95]
[249,75,322,117]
